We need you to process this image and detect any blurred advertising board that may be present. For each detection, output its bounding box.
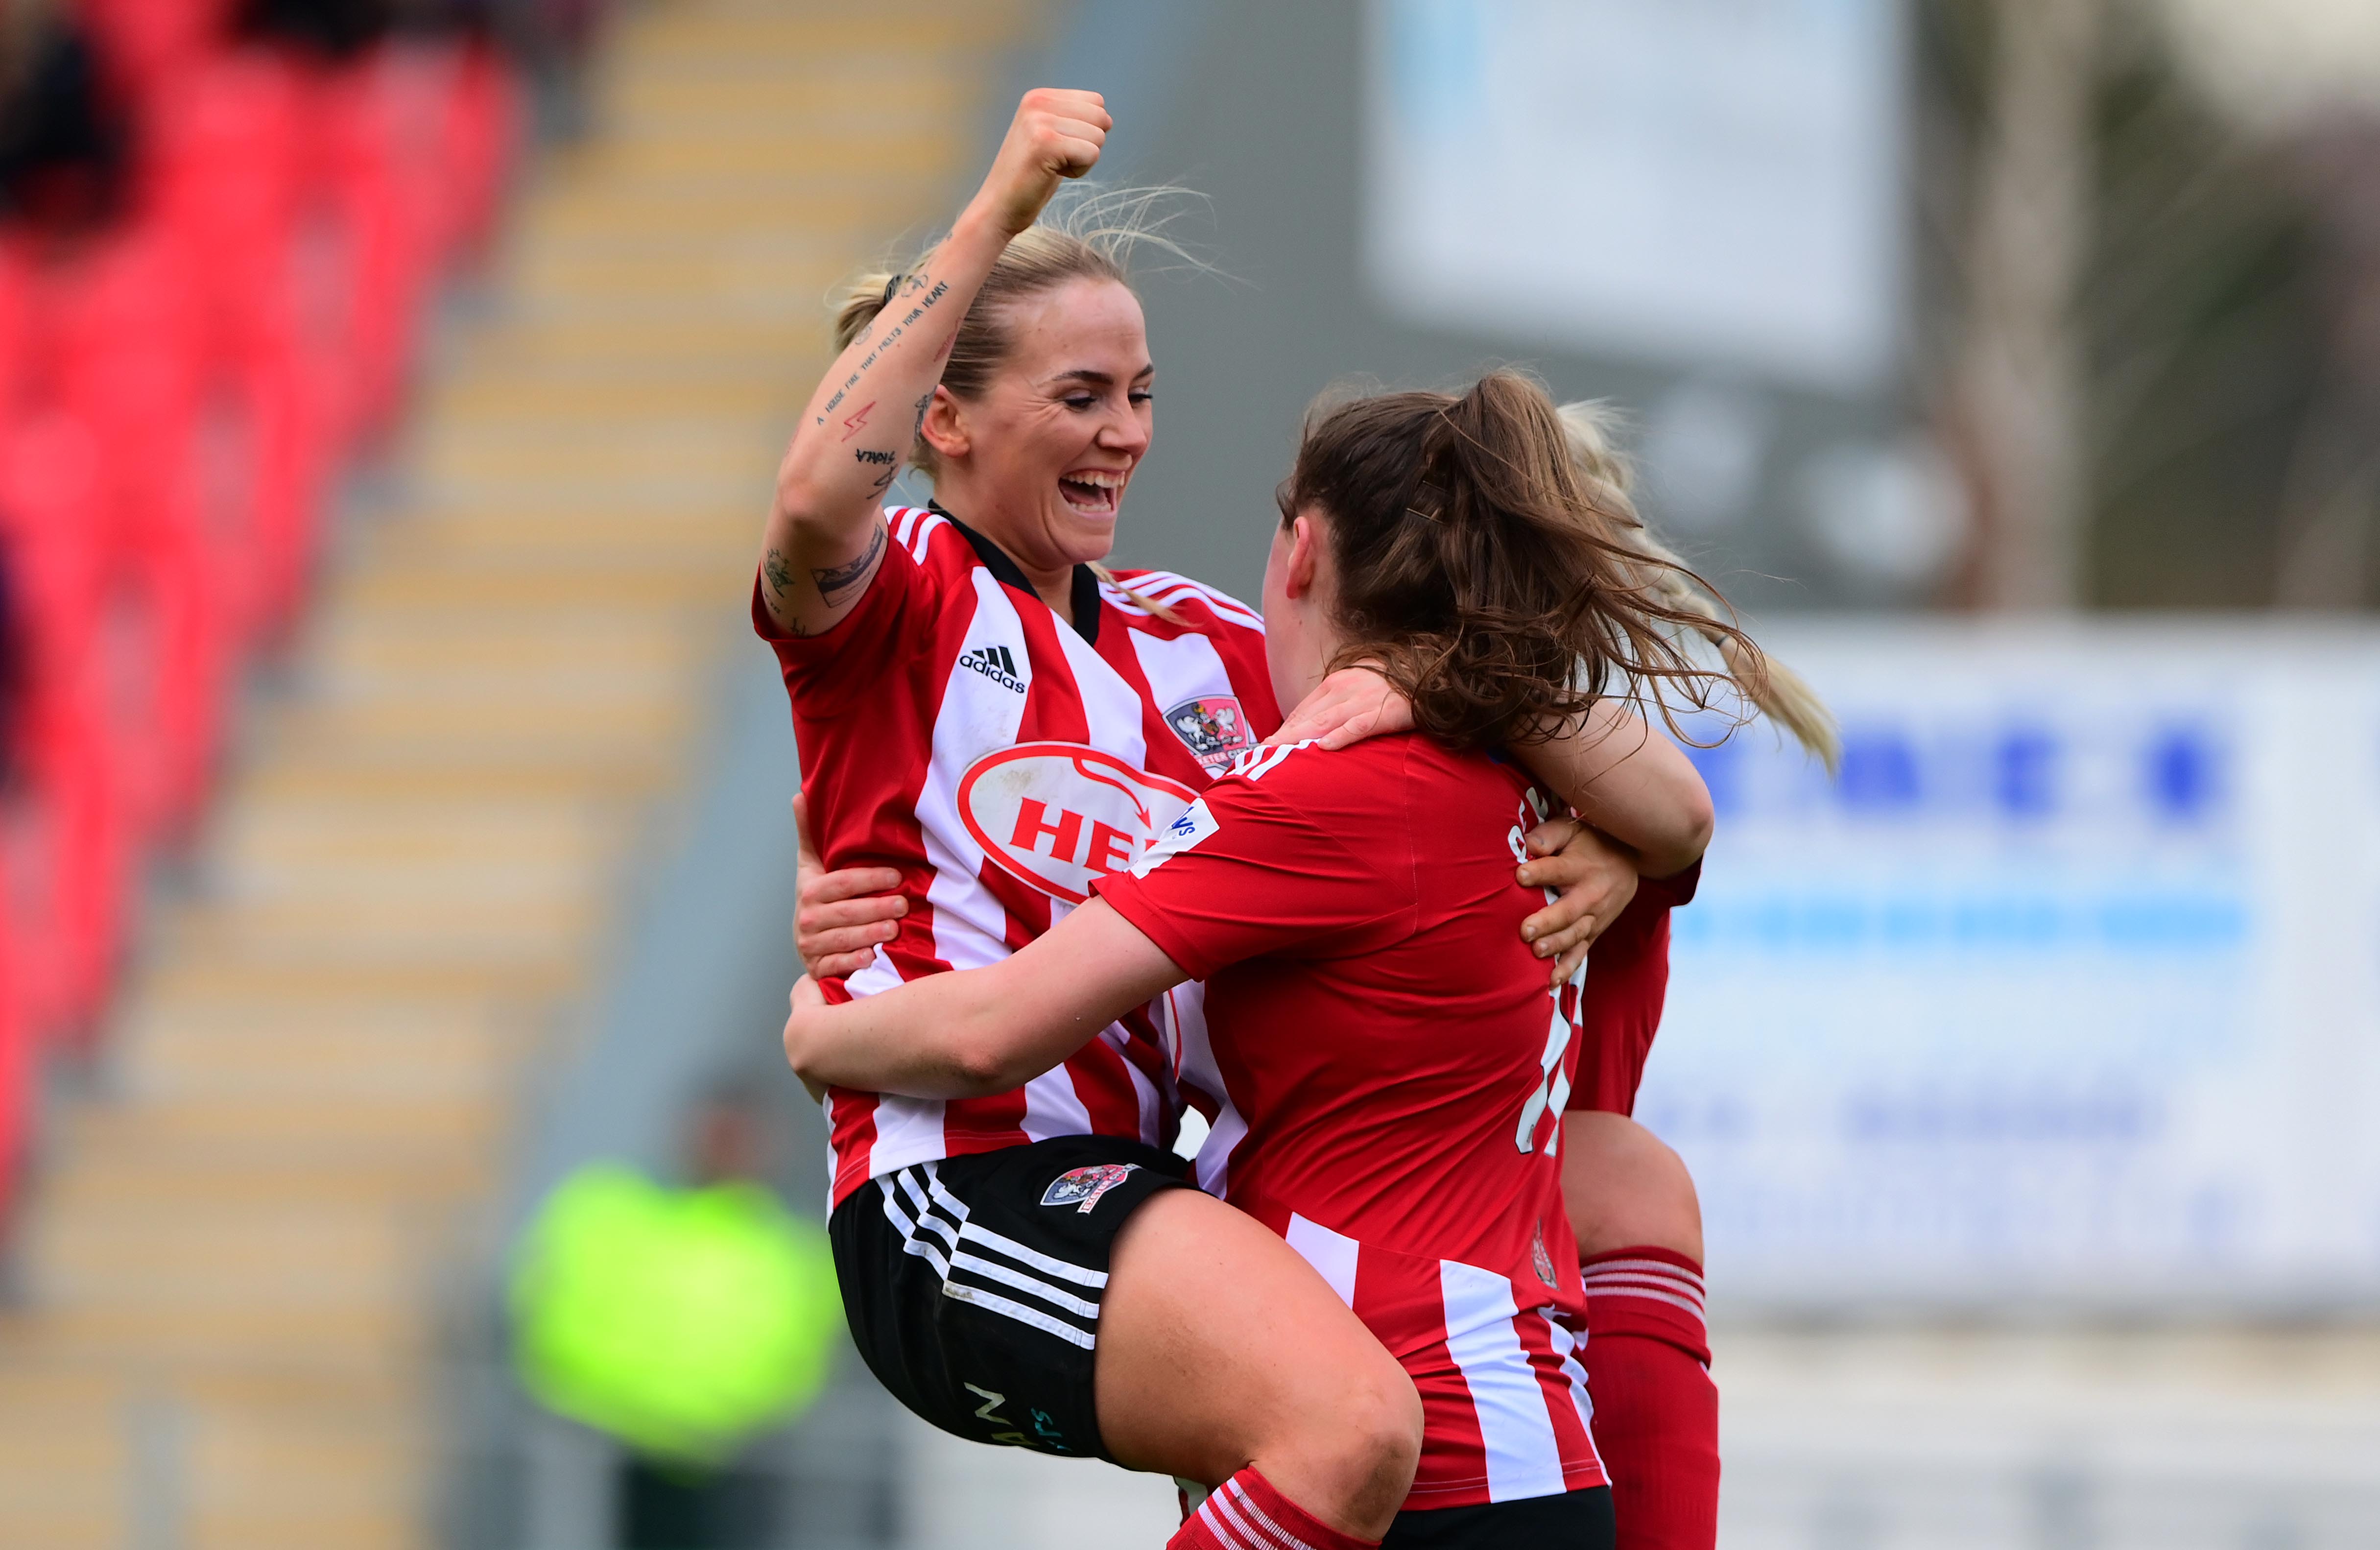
[1645,624,2380,1310]
[1363,0,1905,391]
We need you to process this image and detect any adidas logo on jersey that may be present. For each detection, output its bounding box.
[960,643,1027,693]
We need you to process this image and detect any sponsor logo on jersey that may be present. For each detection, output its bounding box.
[1162,695,1256,776]
[1129,798,1218,878]
[1040,1162,1140,1214]
[1532,1224,1558,1287]
[958,742,1197,904]
[959,643,1027,693]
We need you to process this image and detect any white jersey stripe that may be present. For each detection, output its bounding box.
[1543,1312,1600,1442]
[1439,1259,1569,1502]
[1167,983,1247,1197]
[1129,628,1241,733]
[1285,1213,1361,1310]
[1126,571,1266,627]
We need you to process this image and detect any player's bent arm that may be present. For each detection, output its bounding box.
[759,89,1112,637]
[1518,700,1714,879]
[783,899,1187,1098]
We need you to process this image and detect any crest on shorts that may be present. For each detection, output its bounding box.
[1040,1163,1140,1214]
[1163,696,1256,777]
[1532,1224,1558,1286]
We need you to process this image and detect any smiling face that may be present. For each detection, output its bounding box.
[921,277,1154,584]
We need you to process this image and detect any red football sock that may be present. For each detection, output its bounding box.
[1167,1466,1380,1550]
[1580,1246,1720,1550]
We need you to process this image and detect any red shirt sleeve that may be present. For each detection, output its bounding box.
[1634,856,1702,909]
[1092,744,1417,980]
[749,521,931,719]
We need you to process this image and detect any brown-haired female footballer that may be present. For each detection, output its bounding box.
[784,373,1758,1550]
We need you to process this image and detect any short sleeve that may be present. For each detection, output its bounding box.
[1092,745,1416,979]
[1636,857,1702,910]
[751,519,932,719]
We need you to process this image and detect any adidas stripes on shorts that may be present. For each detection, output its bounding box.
[828,1135,1195,1462]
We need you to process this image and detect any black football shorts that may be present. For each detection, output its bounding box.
[828,1135,1194,1462]
[1384,1486,1616,1548]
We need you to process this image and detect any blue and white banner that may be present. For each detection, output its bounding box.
[1644,624,2380,1309]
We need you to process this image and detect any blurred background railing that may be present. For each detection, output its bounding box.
[0,1,2374,1548]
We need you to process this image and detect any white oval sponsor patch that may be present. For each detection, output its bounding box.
[957,742,1198,904]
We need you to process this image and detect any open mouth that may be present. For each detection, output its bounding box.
[1059,468,1127,517]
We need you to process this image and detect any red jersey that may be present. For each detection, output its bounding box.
[1566,861,1699,1117]
[757,505,1279,1206]
[1095,737,1607,1510]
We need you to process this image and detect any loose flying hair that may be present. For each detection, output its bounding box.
[1280,372,1777,754]
[1552,400,1840,770]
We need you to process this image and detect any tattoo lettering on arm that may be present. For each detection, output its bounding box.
[854,449,899,466]
[809,276,952,426]
[812,524,886,604]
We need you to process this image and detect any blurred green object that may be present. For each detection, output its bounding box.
[511,1164,842,1464]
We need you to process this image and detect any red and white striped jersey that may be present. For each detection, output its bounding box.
[1095,737,1607,1509]
[756,505,1278,1207]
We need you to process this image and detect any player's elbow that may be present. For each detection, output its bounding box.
[944,1030,1030,1097]
[1641,786,1714,879]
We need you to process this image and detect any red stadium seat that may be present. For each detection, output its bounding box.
[0,411,132,1034]
[439,40,524,262]
[146,45,333,637]
[323,45,452,441]
[44,225,226,828]
[74,0,234,106]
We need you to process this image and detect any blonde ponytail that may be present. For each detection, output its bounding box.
[1554,402,1841,772]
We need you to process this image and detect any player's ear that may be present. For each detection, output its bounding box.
[920,386,970,460]
[1283,514,1322,601]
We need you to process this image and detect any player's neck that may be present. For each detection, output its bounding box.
[927,497,1084,622]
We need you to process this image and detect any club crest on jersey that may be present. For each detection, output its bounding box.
[1041,1163,1139,1214]
[958,742,1197,904]
[1162,695,1256,776]
[959,643,1027,693]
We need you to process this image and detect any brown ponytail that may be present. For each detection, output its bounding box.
[1281,372,1759,751]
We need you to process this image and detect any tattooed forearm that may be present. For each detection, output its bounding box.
[837,401,876,441]
[854,448,898,466]
[812,524,885,602]
[811,280,954,426]
[763,546,797,599]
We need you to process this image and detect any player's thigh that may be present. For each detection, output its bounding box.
[1560,1110,1703,1262]
[1094,1187,1421,1484]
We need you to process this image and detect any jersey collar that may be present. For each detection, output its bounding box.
[929,502,1102,645]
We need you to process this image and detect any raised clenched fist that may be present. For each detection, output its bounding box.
[970,88,1111,238]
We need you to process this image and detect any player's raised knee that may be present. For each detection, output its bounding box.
[1277,1339,1421,1524]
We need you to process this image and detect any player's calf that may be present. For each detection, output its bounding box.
[1562,1112,1718,1550]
